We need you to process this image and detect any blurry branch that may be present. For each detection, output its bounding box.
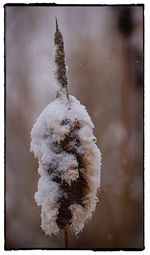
[115,6,143,246]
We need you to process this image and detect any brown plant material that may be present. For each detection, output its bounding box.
[54,17,69,98]
[53,119,89,229]
[64,224,69,248]
[31,18,101,239]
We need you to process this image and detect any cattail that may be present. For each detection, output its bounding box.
[30,18,101,239]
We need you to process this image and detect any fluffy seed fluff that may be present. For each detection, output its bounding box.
[31,95,101,236]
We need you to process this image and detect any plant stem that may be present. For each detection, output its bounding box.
[64,224,69,248]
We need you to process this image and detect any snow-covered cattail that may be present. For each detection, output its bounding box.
[30,18,101,239]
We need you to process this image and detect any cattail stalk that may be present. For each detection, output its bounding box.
[64,224,69,248]
[30,18,101,248]
[55,17,70,247]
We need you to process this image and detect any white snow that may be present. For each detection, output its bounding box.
[31,95,101,236]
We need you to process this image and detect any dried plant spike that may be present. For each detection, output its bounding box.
[30,19,101,243]
[54,17,69,99]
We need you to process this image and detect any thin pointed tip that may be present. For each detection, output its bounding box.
[55,17,58,32]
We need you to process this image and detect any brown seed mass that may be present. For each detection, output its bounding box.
[47,118,89,229]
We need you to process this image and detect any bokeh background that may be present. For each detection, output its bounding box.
[5,5,144,249]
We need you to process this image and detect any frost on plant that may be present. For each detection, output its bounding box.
[30,18,101,236]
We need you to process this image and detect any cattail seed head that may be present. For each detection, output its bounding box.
[30,19,101,237]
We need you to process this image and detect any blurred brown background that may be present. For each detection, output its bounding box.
[5,5,144,249]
